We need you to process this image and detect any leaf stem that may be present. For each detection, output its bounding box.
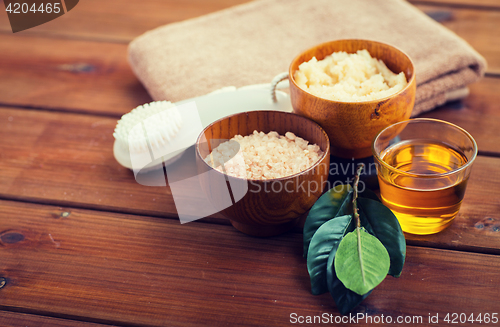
[356,225,365,285]
[352,164,365,228]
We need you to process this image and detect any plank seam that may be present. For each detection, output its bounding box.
[0,194,230,226]
[1,194,500,255]
[0,305,152,327]
[478,150,500,158]
[485,72,500,78]
[410,0,500,11]
[0,102,123,119]
[0,29,130,44]
[406,239,500,256]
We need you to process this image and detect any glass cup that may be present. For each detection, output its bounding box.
[372,118,477,235]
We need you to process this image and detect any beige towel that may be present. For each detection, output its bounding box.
[128,0,486,116]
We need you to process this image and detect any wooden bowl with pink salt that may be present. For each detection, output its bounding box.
[195,110,330,237]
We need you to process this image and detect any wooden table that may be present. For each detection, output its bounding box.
[0,1,499,326]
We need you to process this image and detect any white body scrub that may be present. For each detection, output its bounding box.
[294,50,407,102]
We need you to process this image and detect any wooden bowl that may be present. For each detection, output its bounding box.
[195,111,330,237]
[289,39,416,159]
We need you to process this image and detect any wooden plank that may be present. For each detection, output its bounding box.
[0,106,215,220]
[0,7,498,116]
[420,107,500,157]
[409,81,500,252]
[0,28,498,119]
[0,0,497,50]
[0,311,114,327]
[414,4,500,75]
[418,78,500,156]
[463,76,500,116]
[0,200,499,327]
[0,0,251,42]
[404,155,500,253]
[0,107,499,252]
[0,34,151,116]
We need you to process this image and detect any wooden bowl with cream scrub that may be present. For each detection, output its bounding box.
[288,39,416,159]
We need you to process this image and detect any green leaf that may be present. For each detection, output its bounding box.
[323,189,381,314]
[358,187,382,203]
[326,250,372,315]
[321,188,376,235]
[303,184,352,258]
[334,228,390,296]
[335,190,376,236]
[358,197,406,277]
[333,190,353,218]
[307,215,353,295]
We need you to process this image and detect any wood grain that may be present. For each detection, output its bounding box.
[0,107,499,252]
[0,312,113,327]
[404,155,500,253]
[411,0,500,9]
[418,78,500,157]
[410,77,500,156]
[289,39,416,158]
[0,0,252,42]
[420,106,500,157]
[0,0,498,326]
[197,110,330,236]
[0,34,151,116]
[0,106,194,219]
[463,77,500,116]
[0,6,497,118]
[0,200,499,327]
[415,4,500,75]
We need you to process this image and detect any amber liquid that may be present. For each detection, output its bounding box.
[378,139,469,235]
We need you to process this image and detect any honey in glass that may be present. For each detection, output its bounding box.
[372,119,477,235]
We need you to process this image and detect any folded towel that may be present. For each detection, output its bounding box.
[128,0,486,116]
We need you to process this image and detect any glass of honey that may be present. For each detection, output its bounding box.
[372,118,477,235]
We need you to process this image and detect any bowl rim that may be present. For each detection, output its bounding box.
[371,118,478,178]
[195,110,331,182]
[288,38,416,105]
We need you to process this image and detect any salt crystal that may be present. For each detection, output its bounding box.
[205,131,323,180]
